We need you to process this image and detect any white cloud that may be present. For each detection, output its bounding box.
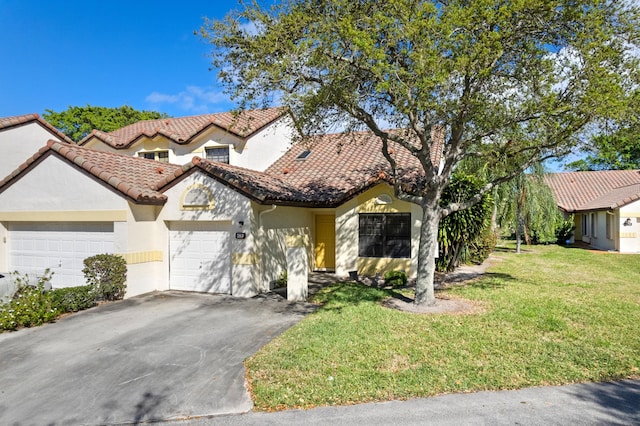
[145,85,230,113]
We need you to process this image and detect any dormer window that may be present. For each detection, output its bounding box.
[139,150,169,163]
[296,150,312,160]
[206,146,230,164]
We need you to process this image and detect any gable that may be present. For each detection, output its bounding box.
[160,170,253,222]
[0,123,65,180]
[0,155,128,215]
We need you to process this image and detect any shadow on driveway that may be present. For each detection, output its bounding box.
[0,291,315,425]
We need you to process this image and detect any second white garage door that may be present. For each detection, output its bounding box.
[8,222,115,288]
[169,223,231,294]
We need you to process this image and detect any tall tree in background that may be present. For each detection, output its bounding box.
[568,91,640,170]
[202,0,640,305]
[43,105,170,142]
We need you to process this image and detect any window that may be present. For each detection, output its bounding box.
[138,151,169,163]
[296,150,312,160]
[606,214,614,240]
[582,214,588,236]
[205,147,230,164]
[359,213,411,258]
[591,213,597,238]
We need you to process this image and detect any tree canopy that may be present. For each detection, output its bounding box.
[567,91,640,170]
[202,0,640,305]
[43,105,170,142]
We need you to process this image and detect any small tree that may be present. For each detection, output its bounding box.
[496,164,562,253]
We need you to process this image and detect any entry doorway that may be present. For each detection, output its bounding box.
[315,215,335,270]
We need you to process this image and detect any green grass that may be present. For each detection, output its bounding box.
[245,244,640,410]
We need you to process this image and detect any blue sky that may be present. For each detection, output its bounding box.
[0,1,238,118]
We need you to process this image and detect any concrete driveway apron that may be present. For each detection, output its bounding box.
[0,291,314,425]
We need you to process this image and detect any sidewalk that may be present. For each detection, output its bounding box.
[171,379,640,425]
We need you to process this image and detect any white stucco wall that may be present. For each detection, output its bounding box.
[0,155,132,289]
[619,200,640,253]
[85,116,296,172]
[234,116,295,171]
[257,205,314,289]
[0,156,128,212]
[160,172,258,296]
[588,211,616,251]
[0,122,66,181]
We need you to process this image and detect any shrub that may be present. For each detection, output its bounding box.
[50,285,96,313]
[555,215,575,244]
[468,228,498,265]
[384,270,408,288]
[0,270,57,331]
[275,270,288,288]
[82,254,127,301]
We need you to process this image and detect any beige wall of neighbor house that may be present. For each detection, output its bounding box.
[0,122,67,180]
[619,199,640,253]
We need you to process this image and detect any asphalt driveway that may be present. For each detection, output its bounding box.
[0,291,315,425]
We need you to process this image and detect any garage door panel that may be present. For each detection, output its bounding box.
[8,223,115,288]
[169,226,231,294]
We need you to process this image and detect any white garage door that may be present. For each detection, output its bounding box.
[8,222,115,288]
[169,223,231,294]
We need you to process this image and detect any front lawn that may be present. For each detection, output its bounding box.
[246,244,640,410]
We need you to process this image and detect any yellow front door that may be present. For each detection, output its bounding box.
[315,215,336,270]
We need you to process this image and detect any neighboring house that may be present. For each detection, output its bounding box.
[78,107,294,171]
[0,113,73,180]
[0,128,443,298]
[545,170,640,253]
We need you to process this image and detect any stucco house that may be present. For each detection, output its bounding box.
[545,170,640,253]
[0,128,443,299]
[0,113,73,180]
[78,107,294,171]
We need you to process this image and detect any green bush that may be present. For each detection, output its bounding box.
[0,270,57,331]
[468,227,498,265]
[437,173,493,272]
[50,285,96,313]
[275,270,288,288]
[555,215,575,244]
[384,270,408,288]
[83,254,127,301]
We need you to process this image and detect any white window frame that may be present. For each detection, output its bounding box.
[138,150,169,163]
[205,146,230,164]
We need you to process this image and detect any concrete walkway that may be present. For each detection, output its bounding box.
[173,379,640,425]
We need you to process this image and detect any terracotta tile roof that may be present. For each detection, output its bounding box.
[1,127,446,208]
[77,107,287,148]
[264,128,445,206]
[0,140,186,204]
[0,113,74,144]
[188,157,307,205]
[545,170,640,212]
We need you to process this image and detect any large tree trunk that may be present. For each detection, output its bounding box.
[414,201,440,306]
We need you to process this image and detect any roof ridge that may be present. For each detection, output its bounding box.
[0,113,75,144]
[78,107,287,148]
